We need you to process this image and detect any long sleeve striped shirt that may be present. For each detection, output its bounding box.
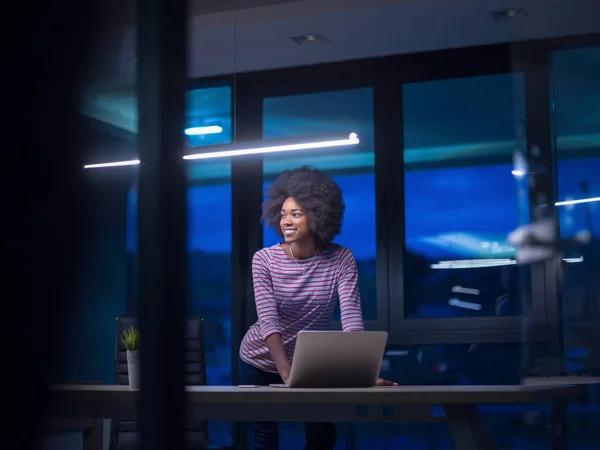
[240,243,364,373]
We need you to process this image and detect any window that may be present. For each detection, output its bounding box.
[380,343,521,386]
[402,73,529,319]
[261,88,378,320]
[552,47,600,327]
[186,163,232,386]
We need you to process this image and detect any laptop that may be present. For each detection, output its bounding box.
[270,330,388,388]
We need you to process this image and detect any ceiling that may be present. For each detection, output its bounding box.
[81,0,600,131]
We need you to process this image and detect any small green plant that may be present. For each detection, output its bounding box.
[120,326,140,351]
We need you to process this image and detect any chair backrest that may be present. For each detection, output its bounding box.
[115,316,207,386]
[113,316,209,444]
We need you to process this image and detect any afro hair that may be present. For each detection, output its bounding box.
[262,166,345,248]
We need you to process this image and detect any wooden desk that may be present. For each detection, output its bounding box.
[47,382,592,450]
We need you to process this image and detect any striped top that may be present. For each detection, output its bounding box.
[240,243,365,373]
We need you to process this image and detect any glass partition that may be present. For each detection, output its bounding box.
[551,46,600,375]
[44,7,140,450]
[125,82,234,444]
[58,25,139,385]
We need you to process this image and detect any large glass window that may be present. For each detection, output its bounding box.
[403,73,529,318]
[552,47,600,344]
[261,88,377,320]
[186,163,232,386]
[185,85,232,389]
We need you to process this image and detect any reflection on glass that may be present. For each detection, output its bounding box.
[127,85,233,388]
[261,88,377,320]
[553,47,600,361]
[185,85,232,148]
[381,344,520,386]
[60,20,139,387]
[128,166,232,446]
[403,73,528,318]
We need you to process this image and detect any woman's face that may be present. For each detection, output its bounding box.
[280,197,312,245]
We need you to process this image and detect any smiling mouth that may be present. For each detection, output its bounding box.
[284,229,297,235]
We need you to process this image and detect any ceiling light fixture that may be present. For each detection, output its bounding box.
[84,132,359,168]
[84,159,140,169]
[431,256,583,270]
[555,197,600,206]
[289,33,329,45]
[184,125,223,135]
[490,8,528,21]
[183,132,359,161]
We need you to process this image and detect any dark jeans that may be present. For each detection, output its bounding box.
[238,358,336,450]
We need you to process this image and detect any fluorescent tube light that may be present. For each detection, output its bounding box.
[448,298,482,311]
[84,132,359,168]
[84,160,140,169]
[183,132,359,161]
[184,125,223,135]
[555,197,600,206]
[432,256,583,269]
[431,259,516,269]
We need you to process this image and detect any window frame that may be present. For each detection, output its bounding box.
[384,44,543,344]
[232,63,389,336]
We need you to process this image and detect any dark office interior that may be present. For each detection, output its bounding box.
[14,0,600,449]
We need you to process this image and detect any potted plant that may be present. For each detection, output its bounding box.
[120,325,140,389]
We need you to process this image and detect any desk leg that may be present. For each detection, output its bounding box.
[45,418,104,450]
[235,422,249,450]
[442,404,499,450]
[548,397,567,450]
[82,420,103,450]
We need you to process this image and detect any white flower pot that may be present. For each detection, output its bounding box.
[126,349,140,390]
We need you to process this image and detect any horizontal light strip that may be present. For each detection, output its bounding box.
[184,125,223,135]
[84,133,359,168]
[431,258,516,269]
[183,132,359,161]
[451,285,480,296]
[84,159,140,169]
[555,197,600,206]
[448,298,482,311]
[563,256,584,263]
[432,256,583,269]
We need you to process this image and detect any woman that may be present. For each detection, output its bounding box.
[239,165,394,450]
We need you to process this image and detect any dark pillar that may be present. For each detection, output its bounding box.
[137,0,188,449]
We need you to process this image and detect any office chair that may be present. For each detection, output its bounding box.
[111,315,237,449]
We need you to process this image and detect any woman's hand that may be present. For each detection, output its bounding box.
[376,377,397,386]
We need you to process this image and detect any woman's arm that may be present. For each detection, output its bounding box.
[265,334,291,383]
[252,251,292,383]
[338,249,396,386]
[337,249,365,331]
